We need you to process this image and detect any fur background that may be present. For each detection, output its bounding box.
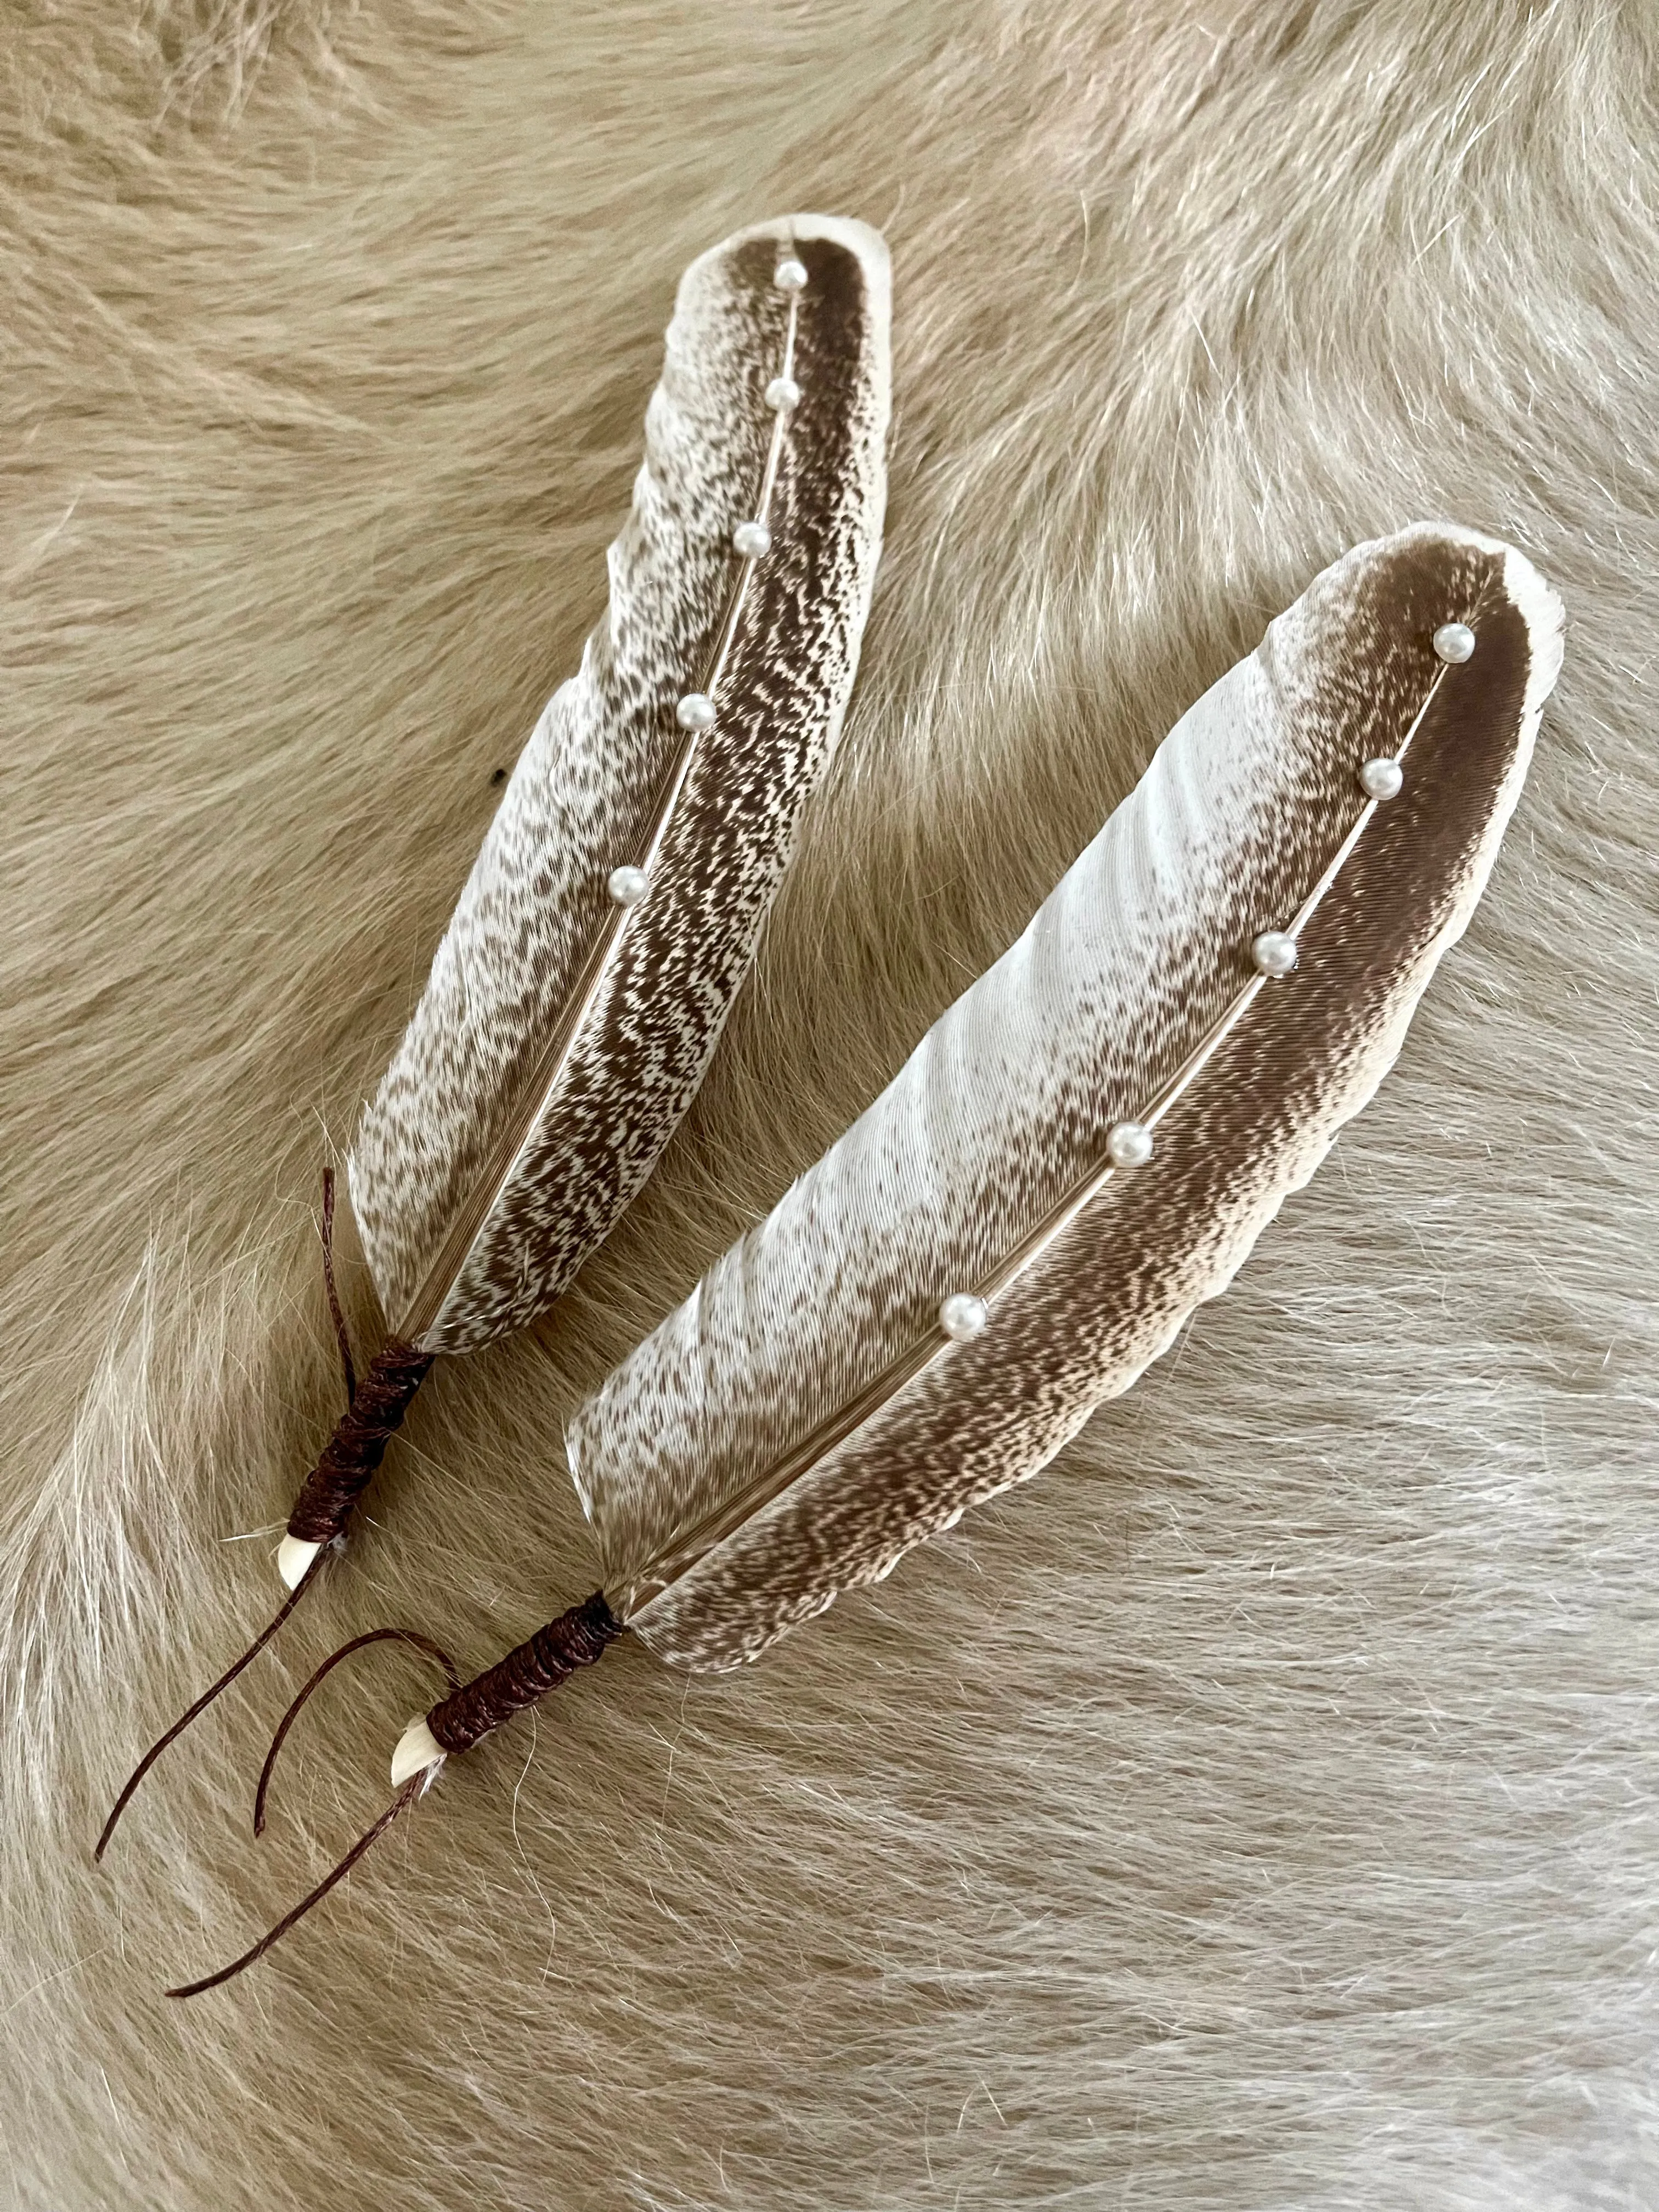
[2,2,1655,2205]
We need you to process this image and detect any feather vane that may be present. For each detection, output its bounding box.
[568,524,1564,1669]
[349,215,891,1356]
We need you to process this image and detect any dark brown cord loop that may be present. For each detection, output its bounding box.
[319,1167,358,1409]
[253,1627,462,1838]
[285,1339,435,1545]
[426,1590,623,1756]
[94,1550,328,1863]
[166,1776,427,2000]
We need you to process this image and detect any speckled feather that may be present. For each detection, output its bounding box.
[569,526,1563,1671]
[347,215,890,1356]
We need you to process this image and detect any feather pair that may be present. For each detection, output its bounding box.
[97,212,894,1857]
[167,521,1564,1995]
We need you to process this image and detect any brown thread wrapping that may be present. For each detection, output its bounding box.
[425,1590,623,1754]
[285,1340,435,1544]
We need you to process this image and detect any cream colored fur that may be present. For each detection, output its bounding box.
[2,3,1654,2205]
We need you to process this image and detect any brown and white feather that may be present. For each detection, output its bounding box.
[348,214,890,1356]
[568,525,1564,1669]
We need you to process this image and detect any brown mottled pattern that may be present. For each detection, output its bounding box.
[346,216,890,1355]
[567,528,1562,1671]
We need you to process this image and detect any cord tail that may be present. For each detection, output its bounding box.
[253,1626,461,1838]
[166,1776,427,2000]
[94,1550,326,1863]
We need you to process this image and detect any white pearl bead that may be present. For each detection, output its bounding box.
[1433,621,1476,664]
[608,865,650,907]
[732,520,772,559]
[675,692,716,731]
[1359,757,1404,801]
[939,1293,989,1342]
[1251,930,1299,978]
[765,375,801,412]
[1106,1120,1154,1169]
[774,256,808,292]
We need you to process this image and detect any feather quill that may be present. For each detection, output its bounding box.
[165,523,1564,1991]
[98,211,891,1858]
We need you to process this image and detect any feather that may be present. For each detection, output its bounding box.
[274,206,891,1579]
[349,211,891,1362]
[170,522,1564,1993]
[98,211,890,1858]
[568,522,1562,1669]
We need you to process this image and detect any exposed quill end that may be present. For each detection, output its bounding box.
[390,1716,445,1787]
[276,1534,322,1590]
